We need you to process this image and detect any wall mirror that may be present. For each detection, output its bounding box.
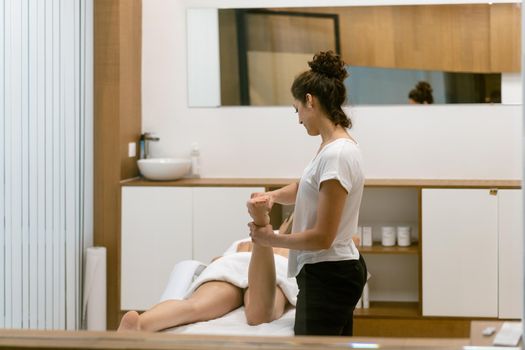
[187,3,520,107]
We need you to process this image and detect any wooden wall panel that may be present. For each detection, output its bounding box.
[490,3,521,72]
[119,1,142,180]
[276,4,520,72]
[338,6,401,70]
[94,0,120,332]
[301,5,492,72]
[94,0,142,330]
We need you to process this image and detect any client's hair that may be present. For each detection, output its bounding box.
[409,81,434,104]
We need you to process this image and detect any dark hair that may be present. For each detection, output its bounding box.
[409,81,434,104]
[291,51,351,128]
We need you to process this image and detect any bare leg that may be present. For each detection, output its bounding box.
[244,244,289,325]
[118,281,243,332]
[244,198,289,325]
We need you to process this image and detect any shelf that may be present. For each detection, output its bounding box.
[365,179,521,188]
[122,178,297,187]
[354,301,420,318]
[122,177,521,189]
[359,244,419,255]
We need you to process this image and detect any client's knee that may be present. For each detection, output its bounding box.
[185,299,204,321]
[244,304,274,326]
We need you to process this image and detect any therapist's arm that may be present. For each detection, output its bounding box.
[250,179,347,250]
[267,182,299,205]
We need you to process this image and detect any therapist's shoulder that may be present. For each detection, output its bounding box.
[323,139,359,160]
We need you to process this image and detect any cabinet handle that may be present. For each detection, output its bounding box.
[489,188,498,195]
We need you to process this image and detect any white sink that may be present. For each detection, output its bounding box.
[138,158,192,181]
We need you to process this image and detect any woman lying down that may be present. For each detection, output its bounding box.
[118,200,296,332]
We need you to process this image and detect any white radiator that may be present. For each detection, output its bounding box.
[0,0,93,330]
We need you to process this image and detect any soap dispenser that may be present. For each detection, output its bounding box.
[190,142,201,178]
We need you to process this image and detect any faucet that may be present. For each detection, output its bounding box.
[143,132,160,159]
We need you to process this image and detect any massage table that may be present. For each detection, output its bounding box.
[158,258,296,336]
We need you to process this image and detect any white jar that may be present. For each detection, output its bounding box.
[397,226,411,247]
[381,226,396,246]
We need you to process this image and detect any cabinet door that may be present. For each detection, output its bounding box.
[121,187,193,310]
[422,189,498,317]
[193,187,264,263]
[498,189,523,319]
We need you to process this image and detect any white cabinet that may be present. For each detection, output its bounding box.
[498,190,523,319]
[422,189,498,317]
[121,187,193,311]
[121,186,263,310]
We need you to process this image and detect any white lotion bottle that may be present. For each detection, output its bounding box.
[362,282,370,308]
[191,142,201,178]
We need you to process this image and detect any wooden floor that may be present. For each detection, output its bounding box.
[0,329,469,350]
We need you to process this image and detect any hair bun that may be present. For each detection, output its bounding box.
[416,81,433,94]
[308,51,348,81]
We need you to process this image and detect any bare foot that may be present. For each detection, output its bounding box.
[118,310,141,331]
[247,197,271,226]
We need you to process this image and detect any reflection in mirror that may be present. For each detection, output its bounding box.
[346,67,501,105]
[188,4,520,107]
[220,9,341,106]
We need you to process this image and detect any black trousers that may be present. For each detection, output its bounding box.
[294,255,367,336]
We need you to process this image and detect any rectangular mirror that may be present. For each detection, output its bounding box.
[187,3,521,107]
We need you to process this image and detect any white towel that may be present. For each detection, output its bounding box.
[184,252,298,306]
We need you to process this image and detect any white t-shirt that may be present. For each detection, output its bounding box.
[288,138,364,277]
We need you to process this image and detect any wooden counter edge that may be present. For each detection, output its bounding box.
[121,178,521,189]
[0,329,469,350]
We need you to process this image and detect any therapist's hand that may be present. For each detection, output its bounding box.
[248,222,275,247]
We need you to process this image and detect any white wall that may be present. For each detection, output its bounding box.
[503,73,523,105]
[142,0,522,180]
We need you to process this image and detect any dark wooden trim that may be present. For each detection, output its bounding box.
[235,10,250,106]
